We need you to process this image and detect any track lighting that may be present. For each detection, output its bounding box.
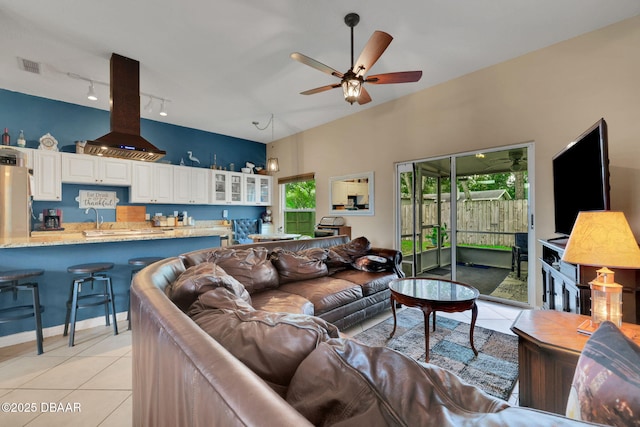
[159,99,167,116]
[66,72,170,116]
[144,96,153,113]
[87,81,98,101]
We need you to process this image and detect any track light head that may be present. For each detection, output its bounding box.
[159,99,167,116]
[87,81,98,101]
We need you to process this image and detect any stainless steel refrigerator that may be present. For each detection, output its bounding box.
[0,165,31,238]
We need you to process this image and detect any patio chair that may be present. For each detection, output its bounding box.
[232,218,262,244]
[511,232,528,278]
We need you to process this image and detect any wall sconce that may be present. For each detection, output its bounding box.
[561,211,640,333]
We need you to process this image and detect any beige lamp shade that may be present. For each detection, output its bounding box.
[562,211,640,268]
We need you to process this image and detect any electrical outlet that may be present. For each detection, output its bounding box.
[222,209,228,218]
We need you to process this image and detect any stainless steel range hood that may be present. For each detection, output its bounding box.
[85,53,166,162]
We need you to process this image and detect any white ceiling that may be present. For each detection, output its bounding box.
[1,1,638,144]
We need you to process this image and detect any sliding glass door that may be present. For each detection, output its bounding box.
[398,158,452,278]
[396,144,533,306]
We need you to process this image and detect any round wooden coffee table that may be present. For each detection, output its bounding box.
[389,277,480,362]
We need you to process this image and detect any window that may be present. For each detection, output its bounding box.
[279,173,315,237]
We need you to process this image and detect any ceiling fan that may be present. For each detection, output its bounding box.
[487,149,528,172]
[291,13,423,105]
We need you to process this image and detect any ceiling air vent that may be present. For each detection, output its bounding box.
[18,57,41,74]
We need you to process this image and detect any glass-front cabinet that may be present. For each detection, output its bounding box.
[229,172,243,204]
[244,174,271,205]
[212,170,228,203]
[259,176,271,205]
[211,170,244,204]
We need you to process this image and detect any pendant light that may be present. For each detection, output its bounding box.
[252,113,279,173]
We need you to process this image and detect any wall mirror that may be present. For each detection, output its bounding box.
[329,171,374,216]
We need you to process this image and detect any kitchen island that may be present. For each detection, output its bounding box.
[0,224,228,348]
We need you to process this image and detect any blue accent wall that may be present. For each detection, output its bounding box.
[0,88,266,223]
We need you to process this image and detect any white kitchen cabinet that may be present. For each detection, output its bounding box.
[229,172,243,204]
[174,166,210,204]
[130,162,173,203]
[243,174,272,206]
[331,181,348,205]
[32,150,62,201]
[348,182,368,202]
[244,174,258,205]
[257,175,272,205]
[211,170,243,204]
[12,147,34,169]
[61,153,131,185]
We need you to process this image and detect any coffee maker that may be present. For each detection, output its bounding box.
[43,209,62,230]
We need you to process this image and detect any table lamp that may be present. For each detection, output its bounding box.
[561,211,640,333]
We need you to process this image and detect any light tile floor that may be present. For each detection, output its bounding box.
[0,299,522,426]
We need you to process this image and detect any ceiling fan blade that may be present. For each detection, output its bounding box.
[290,52,344,78]
[300,84,341,95]
[357,86,372,105]
[353,31,393,77]
[366,71,423,84]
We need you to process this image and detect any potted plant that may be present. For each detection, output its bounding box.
[429,224,448,246]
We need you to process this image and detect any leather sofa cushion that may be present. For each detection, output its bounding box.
[188,288,256,317]
[206,247,279,293]
[190,306,339,398]
[270,247,328,284]
[331,269,397,296]
[279,277,363,315]
[326,236,371,272]
[167,262,251,312]
[251,289,314,316]
[286,338,509,426]
[566,321,640,426]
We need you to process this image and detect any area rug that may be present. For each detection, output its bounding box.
[353,308,519,400]
[491,270,528,303]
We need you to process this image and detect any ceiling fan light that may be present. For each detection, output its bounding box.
[342,78,362,104]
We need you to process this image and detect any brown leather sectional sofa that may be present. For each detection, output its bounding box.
[131,235,594,426]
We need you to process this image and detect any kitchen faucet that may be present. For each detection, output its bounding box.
[85,207,104,229]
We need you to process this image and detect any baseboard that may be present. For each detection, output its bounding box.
[0,311,128,348]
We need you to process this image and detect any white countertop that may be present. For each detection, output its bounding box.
[0,226,230,249]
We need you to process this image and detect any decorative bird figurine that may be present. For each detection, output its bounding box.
[187,151,200,166]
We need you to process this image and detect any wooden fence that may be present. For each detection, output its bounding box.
[401,199,529,247]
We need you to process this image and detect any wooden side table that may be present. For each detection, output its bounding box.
[510,310,640,415]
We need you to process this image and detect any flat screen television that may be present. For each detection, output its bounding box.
[552,118,610,236]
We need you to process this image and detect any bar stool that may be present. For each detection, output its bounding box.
[0,269,45,354]
[128,257,163,329]
[64,262,117,347]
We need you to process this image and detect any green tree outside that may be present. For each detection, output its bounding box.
[284,180,316,236]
